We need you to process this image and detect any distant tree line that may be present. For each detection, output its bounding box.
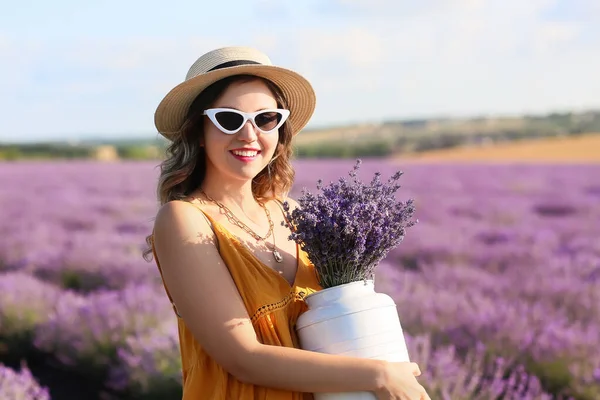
[0,143,162,161]
[295,110,600,158]
[1,110,599,161]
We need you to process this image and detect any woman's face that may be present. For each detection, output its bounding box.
[202,79,281,183]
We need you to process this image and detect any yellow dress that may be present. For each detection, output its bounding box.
[151,202,323,399]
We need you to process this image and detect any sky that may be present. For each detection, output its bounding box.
[1,0,599,143]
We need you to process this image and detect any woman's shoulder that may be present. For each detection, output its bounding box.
[155,199,202,222]
[153,200,214,240]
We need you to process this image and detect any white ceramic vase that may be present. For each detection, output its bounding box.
[296,280,410,400]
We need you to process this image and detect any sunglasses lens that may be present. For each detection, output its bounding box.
[254,111,282,132]
[215,111,244,131]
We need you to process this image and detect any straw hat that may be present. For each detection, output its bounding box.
[154,46,316,140]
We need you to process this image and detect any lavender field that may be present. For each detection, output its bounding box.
[0,159,599,400]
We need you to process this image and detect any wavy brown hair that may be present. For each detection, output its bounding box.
[143,74,295,261]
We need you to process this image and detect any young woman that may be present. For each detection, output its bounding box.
[148,46,431,400]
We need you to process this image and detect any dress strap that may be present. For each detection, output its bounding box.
[183,201,220,252]
[151,201,222,319]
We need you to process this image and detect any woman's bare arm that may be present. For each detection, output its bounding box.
[153,200,390,393]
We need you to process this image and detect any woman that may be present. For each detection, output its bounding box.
[148,46,430,400]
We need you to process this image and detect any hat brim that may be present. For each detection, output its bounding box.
[154,64,316,139]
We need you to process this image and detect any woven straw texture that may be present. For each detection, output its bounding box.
[154,47,316,139]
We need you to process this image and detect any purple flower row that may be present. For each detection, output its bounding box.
[0,272,181,396]
[0,161,160,291]
[406,334,567,400]
[33,283,175,371]
[106,323,183,395]
[0,269,560,400]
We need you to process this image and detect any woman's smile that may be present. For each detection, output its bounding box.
[230,148,262,162]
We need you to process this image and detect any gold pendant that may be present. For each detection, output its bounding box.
[273,250,283,263]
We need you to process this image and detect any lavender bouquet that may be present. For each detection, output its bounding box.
[284,160,417,289]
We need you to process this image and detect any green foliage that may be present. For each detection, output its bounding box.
[0,147,22,160]
[525,358,577,399]
[513,355,600,400]
[117,145,158,160]
[294,140,394,158]
[60,270,83,291]
[58,269,107,292]
[0,144,92,160]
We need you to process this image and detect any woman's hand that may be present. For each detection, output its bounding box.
[374,362,431,400]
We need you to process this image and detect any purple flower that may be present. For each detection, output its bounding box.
[0,272,62,341]
[406,334,562,399]
[34,284,174,374]
[284,159,417,288]
[0,362,50,400]
[107,322,182,396]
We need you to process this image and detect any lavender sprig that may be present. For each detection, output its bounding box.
[284,159,417,288]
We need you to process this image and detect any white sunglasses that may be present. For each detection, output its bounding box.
[203,108,290,135]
